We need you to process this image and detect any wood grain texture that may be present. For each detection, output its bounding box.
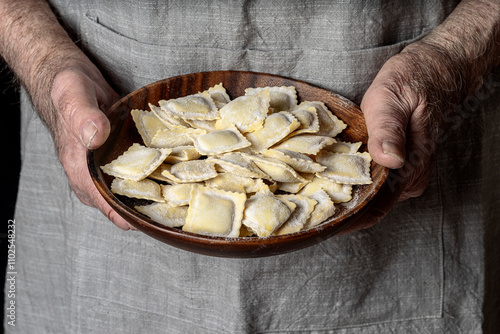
[87,71,389,257]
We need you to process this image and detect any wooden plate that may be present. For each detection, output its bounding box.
[87,71,389,257]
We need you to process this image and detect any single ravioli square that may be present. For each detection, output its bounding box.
[111,177,165,202]
[135,202,188,228]
[316,152,372,185]
[242,190,296,237]
[191,124,251,155]
[159,91,219,120]
[183,185,247,237]
[245,111,300,152]
[131,109,168,147]
[101,143,171,181]
[215,89,270,133]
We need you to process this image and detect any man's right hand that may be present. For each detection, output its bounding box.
[50,63,135,230]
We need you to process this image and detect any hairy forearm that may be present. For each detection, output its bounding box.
[0,0,88,129]
[402,0,500,105]
[424,0,500,73]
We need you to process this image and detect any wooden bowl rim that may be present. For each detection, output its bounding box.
[87,70,389,257]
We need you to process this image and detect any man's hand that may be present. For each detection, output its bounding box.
[50,64,134,230]
[0,1,134,230]
[361,43,446,202]
[342,0,500,234]
[338,44,450,235]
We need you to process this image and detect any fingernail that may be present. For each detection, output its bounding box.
[382,141,405,166]
[81,121,99,149]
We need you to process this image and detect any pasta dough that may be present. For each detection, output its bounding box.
[242,190,296,237]
[208,152,269,179]
[287,104,320,136]
[215,89,270,132]
[111,177,165,203]
[261,149,326,173]
[245,111,300,152]
[303,190,336,229]
[101,83,372,237]
[316,151,372,185]
[150,128,205,148]
[101,143,171,181]
[135,202,188,228]
[274,194,317,235]
[272,134,336,155]
[299,176,353,203]
[131,109,168,147]
[161,160,218,183]
[183,185,246,237]
[245,86,297,112]
[301,101,347,137]
[203,83,231,109]
[159,92,219,120]
[191,125,251,155]
[161,184,195,206]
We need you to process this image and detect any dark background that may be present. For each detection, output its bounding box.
[0,57,21,332]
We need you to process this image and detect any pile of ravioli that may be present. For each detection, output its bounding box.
[101,84,372,238]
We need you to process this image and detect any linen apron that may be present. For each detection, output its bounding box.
[6,1,500,333]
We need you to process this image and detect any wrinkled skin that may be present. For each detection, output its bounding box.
[50,64,134,230]
[341,42,461,234]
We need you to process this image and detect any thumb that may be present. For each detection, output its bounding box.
[360,68,416,169]
[51,69,113,149]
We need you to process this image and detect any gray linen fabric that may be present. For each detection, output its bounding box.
[6,1,500,333]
